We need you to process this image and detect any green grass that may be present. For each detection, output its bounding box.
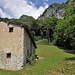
[0,45,75,75]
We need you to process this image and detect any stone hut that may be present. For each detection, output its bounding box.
[0,18,37,70]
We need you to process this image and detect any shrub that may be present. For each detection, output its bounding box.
[34,36,42,41]
[36,39,49,45]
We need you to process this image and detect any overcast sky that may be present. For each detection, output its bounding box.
[0,0,67,19]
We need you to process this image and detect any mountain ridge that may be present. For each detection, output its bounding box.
[38,0,75,20]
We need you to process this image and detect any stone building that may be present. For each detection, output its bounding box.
[0,18,37,70]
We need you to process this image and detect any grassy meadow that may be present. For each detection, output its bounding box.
[0,44,75,75]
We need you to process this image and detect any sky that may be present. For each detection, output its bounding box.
[0,0,67,19]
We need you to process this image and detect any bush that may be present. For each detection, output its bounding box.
[27,55,35,65]
[36,39,49,45]
[34,36,42,41]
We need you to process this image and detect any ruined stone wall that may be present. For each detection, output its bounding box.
[0,22,24,70]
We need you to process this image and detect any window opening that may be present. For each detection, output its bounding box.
[7,53,11,58]
[9,27,13,32]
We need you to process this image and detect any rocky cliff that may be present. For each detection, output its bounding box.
[38,0,75,20]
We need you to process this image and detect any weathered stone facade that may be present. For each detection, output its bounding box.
[0,19,36,70]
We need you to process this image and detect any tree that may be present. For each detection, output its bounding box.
[43,17,58,43]
[53,14,75,49]
[63,5,75,19]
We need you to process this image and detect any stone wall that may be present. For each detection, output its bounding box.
[0,21,36,70]
[23,29,36,64]
[0,22,24,70]
[32,44,36,58]
[23,29,31,64]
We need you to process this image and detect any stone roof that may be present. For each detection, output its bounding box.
[0,18,37,48]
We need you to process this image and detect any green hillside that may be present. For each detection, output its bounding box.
[0,44,75,75]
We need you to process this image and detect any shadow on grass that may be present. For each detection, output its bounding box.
[64,50,75,54]
[58,46,75,61]
[65,57,75,61]
[58,46,75,55]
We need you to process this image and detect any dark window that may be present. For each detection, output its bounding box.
[7,53,11,58]
[9,27,13,32]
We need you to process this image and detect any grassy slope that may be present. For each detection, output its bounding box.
[0,45,75,75]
